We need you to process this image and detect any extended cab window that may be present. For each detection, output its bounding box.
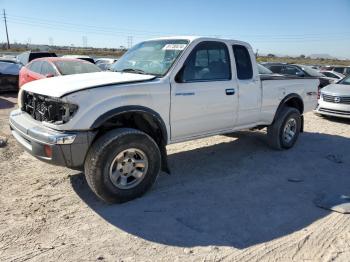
[232,45,253,80]
[182,41,231,82]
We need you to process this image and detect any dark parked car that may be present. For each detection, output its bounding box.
[263,63,333,88]
[0,59,21,92]
[257,63,273,75]
[16,51,57,66]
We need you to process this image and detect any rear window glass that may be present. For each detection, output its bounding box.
[333,67,345,74]
[266,65,283,74]
[339,75,350,85]
[0,62,21,75]
[282,65,302,76]
[41,61,57,76]
[28,61,43,74]
[54,61,101,75]
[77,58,95,64]
[301,66,324,77]
[322,72,336,78]
[29,52,57,62]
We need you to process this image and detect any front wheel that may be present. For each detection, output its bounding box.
[84,128,161,203]
[267,107,301,150]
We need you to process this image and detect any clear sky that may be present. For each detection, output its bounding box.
[0,0,349,58]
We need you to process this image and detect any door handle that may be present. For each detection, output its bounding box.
[175,92,195,96]
[225,88,235,95]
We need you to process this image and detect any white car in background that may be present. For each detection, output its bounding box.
[319,70,345,81]
[315,75,350,118]
[322,66,350,76]
[94,58,117,64]
[95,58,118,71]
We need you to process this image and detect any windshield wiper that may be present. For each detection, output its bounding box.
[117,68,161,77]
[121,68,148,75]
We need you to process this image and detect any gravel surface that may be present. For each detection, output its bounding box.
[1,93,350,262]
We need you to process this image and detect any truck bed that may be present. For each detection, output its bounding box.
[259,75,319,123]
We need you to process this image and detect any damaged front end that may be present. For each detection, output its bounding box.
[21,90,78,124]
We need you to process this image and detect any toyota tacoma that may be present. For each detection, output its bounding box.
[10,36,319,203]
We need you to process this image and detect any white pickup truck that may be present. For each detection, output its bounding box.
[10,36,319,203]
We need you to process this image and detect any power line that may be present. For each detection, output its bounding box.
[4,12,350,47]
[3,9,10,49]
[7,19,157,39]
[6,14,171,37]
[8,18,350,43]
[6,13,350,40]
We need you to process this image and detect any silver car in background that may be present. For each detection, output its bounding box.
[315,75,350,118]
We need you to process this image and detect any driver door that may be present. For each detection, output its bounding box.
[170,41,238,141]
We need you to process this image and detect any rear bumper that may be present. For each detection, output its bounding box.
[9,109,96,169]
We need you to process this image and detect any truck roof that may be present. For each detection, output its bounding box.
[148,36,252,49]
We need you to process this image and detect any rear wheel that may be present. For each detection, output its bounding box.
[267,107,301,150]
[84,128,161,203]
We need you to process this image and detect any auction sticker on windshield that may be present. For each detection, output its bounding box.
[162,44,187,50]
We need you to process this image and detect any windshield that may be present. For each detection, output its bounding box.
[110,39,189,76]
[338,75,350,85]
[54,61,101,75]
[301,66,324,77]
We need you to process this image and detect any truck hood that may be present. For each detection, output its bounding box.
[321,83,350,96]
[21,71,156,98]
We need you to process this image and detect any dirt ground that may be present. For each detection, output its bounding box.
[1,93,350,262]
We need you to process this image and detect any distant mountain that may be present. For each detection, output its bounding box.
[309,54,336,59]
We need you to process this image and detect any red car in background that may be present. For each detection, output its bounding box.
[19,57,101,87]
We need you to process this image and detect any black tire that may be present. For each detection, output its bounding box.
[84,128,161,203]
[267,107,301,150]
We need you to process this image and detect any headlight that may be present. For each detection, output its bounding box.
[61,103,79,124]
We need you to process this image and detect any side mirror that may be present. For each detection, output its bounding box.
[45,73,54,78]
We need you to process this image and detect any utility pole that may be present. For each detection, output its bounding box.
[3,9,10,49]
[82,36,87,48]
